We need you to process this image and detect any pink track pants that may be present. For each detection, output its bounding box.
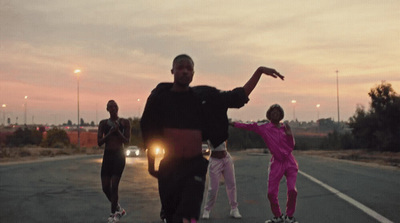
[267,157,298,217]
[204,152,238,211]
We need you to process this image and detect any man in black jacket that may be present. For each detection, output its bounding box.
[141,54,283,223]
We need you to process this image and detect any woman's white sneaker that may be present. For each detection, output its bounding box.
[230,208,242,219]
[202,210,210,219]
[284,215,298,223]
[265,215,284,223]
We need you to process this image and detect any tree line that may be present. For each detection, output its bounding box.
[2,82,399,152]
[348,82,400,151]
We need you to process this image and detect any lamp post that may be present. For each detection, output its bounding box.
[75,69,81,148]
[24,96,28,125]
[316,104,321,132]
[291,100,297,121]
[1,104,6,126]
[96,103,98,125]
[336,70,340,123]
[137,98,141,117]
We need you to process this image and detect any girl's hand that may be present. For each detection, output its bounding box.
[284,121,292,136]
[111,120,120,133]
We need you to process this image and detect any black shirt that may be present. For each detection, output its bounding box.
[141,83,249,149]
[141,84,204,148]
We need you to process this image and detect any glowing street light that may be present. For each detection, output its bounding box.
[74,69,81,148]
[291,100,297,121]
[2,104,6,126]
[316,104,321,121]
[24,96,28,125]
[137,98,141,117]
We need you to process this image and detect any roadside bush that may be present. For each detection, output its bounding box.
[228,126,266,150]
[39,150,54,156]
[349,82,400,152]
[54,149,70,156]
[0,148,10,157]
[41,128,70,148]
[294,136,325,150]
[320,130,357,150]
[6,128,43,147]
[0,132,13,147]
[19,149,32,157]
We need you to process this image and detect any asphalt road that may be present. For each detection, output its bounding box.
[0,151,398,223]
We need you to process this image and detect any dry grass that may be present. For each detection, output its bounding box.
[297,149,400,168]
[1,147,399,169]
[0,146,103,163]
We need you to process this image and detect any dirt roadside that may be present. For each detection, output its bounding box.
[1,147,399,170]
[295,149,400,169]
[0,147,103,164]
[243,148,399,170]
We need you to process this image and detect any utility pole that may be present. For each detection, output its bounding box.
[291,100,297,121]
[96,103,98,125]
[24,96,28,125]
[75,69,81,148]
[336,70,340,123]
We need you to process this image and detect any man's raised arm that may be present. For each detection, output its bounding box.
[243,66,284,96]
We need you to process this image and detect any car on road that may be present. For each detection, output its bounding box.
[202,143,210,155]
[125,145,141,157]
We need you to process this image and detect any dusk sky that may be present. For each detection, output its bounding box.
[1,0,399,125]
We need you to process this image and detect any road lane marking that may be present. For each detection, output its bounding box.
[298,170,393,223]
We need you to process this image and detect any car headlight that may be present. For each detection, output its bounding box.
[126,150,131,156]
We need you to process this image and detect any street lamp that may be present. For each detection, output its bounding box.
[291,100,297,121]
[336,70,340,123]
[24,96,28,125]
[137,98,141,117]
[1,104,6,126]
[74,69,81,148]
[96,103,98,125]
[316,104,321,132]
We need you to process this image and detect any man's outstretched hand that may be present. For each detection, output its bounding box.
[257,66,284,80]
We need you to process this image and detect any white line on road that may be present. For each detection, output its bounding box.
[298,170,393,223]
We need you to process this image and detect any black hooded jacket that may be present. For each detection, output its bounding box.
[140,83,249,149]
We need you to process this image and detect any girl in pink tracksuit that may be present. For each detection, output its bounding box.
[233,104,298,223]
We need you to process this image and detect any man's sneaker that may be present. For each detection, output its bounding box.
[284,215,298,223]
[202,210,210,219]
[108,213,118,223]
[160,208,166,221]
[265,215,284,223]
[116,204,126,218]
[230,208,242,219]
[114,211,125,222]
